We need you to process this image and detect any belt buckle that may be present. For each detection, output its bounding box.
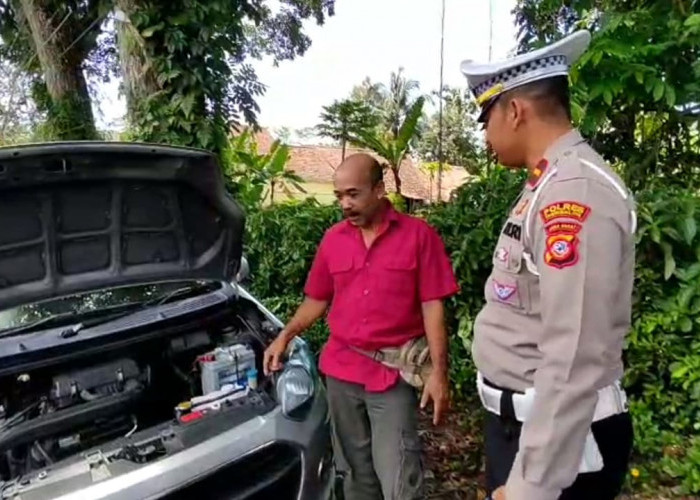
[372,351,384,362]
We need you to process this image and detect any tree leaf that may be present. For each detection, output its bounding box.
[665,84,677,108]
[678,285,695,309]
[592,50,603,66]
[679,316,693,333]
[142,22,165,38]
[682,217,697,244]
[651,225,661,243]
[684,14,700,27]
[661,241,676,280]
[671,363,689,379]
[268,144,290,173]
[653,81,665,102]
[396,96,425,153]
[180,93,196,118]
[603,89,613,105]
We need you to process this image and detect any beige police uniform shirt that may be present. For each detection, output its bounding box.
[472,129,636,500]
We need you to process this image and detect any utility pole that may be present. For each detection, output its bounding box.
[436,0,446,202]
[486,0,494,175]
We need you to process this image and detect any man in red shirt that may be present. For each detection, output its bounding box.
[263,153,459,500]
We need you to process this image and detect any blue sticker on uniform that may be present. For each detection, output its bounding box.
[493,281,516,301]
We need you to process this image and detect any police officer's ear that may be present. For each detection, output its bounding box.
[504,96,528,131]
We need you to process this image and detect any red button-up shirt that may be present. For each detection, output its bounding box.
[304,202,459,392]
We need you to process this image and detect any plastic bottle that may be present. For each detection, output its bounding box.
[246,368,258,390]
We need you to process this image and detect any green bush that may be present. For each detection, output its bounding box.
[242,171,700,494]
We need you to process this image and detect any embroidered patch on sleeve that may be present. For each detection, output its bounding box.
[543,224,581,269]
[540,201,591,224]
[495,247,509,263]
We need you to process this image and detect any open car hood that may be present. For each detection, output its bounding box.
[0,142,244,310]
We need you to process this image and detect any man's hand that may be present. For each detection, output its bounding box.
[262,297,329,375]
[420,369,450,425]
[263,331,291,375]
[492,486,506,500]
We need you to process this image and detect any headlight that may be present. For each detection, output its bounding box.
[275,338,316,419]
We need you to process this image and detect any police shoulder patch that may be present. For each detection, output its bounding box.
[539,200,591,224]
[543,223,582,269]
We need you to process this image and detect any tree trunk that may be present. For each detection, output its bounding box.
[18,0,97,140]
[391,164,402,195]
[114,0,160,128]
[341,138,346,161]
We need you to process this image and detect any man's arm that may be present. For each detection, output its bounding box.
[263,235,333,374]
[421,300,449,375]
[505,177,627,500]
[279,296,329,343]
[416,223,460,425]
[420,300,450,424]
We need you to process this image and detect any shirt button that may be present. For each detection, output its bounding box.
[365,262,370,267]
[363,289,369,296]
[362,318,367,324]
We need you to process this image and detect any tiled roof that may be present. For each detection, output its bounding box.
[253,129,432,200]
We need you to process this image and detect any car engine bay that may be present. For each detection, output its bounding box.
[0,297,280,483]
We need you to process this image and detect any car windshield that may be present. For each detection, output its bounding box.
[0,280,223,334]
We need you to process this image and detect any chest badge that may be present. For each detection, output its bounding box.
[512,198,530,218]
[493,281,517,301]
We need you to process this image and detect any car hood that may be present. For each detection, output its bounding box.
[0,142,244,310]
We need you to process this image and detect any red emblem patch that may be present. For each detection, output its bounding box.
[540,201,591,224]
[544,224,581,269]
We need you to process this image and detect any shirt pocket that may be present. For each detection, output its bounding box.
[328,255,357,291]
[377,252,418,297]
[487,242,531,312]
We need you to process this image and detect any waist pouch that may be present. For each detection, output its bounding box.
[349,336,431,388]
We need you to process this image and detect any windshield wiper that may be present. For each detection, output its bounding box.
[0,302,145,339]
[140,282,222,307]
[0,282,223,340]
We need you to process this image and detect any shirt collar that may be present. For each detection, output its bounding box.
[526,129,586,190]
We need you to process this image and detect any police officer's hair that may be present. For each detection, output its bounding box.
[501,76,572,122]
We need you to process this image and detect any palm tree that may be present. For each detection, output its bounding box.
[349,96,425,198]
[383,67,420,138]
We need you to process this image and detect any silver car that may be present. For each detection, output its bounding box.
[0,143,333,499]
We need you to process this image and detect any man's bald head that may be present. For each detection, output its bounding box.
[335,153,384,187]
[333,153,387,228]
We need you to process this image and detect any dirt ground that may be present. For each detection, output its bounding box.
[416,403,696,500]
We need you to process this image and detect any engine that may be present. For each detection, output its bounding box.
[0,306,275,481]
[0,358,149,478]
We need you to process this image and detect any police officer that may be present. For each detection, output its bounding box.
[460,30,635,500]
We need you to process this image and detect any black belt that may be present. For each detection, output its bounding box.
[482,377,522,427]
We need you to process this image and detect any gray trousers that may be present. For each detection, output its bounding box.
[326,376,424,500]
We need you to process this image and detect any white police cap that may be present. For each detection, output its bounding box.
[460,29,591,122]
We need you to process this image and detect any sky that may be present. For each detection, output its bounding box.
[97,0,519,133]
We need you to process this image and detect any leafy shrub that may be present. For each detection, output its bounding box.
[242,170,700,493]
[243,199,340,355]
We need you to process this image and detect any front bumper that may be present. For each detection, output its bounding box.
[10,387,331,500]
